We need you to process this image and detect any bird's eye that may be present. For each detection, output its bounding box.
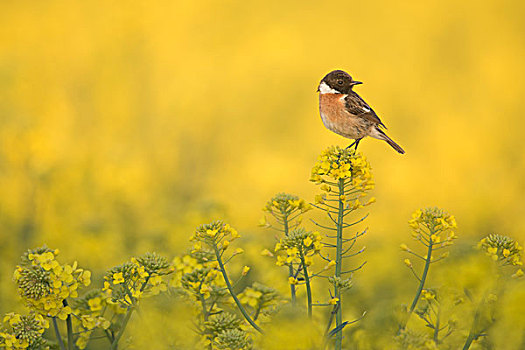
[337,80,343,85]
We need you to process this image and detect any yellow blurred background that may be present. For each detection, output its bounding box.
[1,0,524,347]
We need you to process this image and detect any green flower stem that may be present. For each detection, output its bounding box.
[299,250,313,318]
[462,299,482,350]
[111,276,150,349]
[433,305,441,343]
[334,178,345,350]
[198,291,212,350]
[253,304,263,321]
[199,291,210,322]
[52,317,66,350]
[62,300,74,350]
[284,216,297,305]
[462,332,476,350]
[110,306,134,350]
[401,234,434,330]
[213,245,263,333]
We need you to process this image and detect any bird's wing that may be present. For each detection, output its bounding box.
[345,92,387,129]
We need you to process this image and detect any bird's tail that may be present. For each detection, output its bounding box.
[374,128,405,154]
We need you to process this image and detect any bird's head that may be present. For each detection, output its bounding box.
[317,70,362,94]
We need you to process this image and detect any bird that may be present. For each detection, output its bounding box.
[317,70,405,154]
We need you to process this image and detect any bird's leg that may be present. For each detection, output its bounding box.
[354,138,362,151]
[346,140,357,149]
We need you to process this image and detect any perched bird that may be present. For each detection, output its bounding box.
[317,70,405,154]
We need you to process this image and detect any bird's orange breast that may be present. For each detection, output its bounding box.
[319,93,369,139]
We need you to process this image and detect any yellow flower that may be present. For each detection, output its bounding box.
[206,229,219,237]
[276,256,286,266]
[242,266,250,276]
[79,270,91,286]
[329,297,339,305]
[88,297,103,312]
[112,272,124,285]
[192,241,202,252]
[136,266,149,279]
[422,290,435,301]
[200,284,212,298]
[404,259,412,268]
[131,288,143,299]
[303,236,313,247]
[320,184,331,192]
[364,197,376,206]
[512,269,524,278]
[57,305,72,320]
[103,281,112,291]
[324,260,336,270]
[230,227,240,240]
[288,277,298,285]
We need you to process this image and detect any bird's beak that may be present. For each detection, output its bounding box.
[316,85,320,92]
[351,81,363,86]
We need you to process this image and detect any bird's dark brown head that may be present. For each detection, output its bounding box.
[318,70,362,94]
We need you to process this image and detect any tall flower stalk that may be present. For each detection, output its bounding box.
[189,221,263,337]
[261,193,311,305]
[273,228,322,318]
[310,146,375,350]
[460,234,524,350]
[399,207,457,331]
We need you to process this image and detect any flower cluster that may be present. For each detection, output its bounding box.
[103,252,172,306]
[180,265,226,300]
[172,249,227,303]
[191,221,240,246]
[13,247,91,320]
[71,290,113,349]
[0,313,48,350]
[204,312,252,349]
[409,208,457,235]
[172,251,214,286]
[310,146,374,189]
[261,193,311,227]
[407,207,457,246]
[238,282,280,315]
[479,234,523,277]
[328,276,353,292]
[401,208,457,278]
[204,312,252,350]
[274,228,322,268]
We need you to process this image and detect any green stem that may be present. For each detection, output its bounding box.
[323,304,339,350]
[401,235,434,330]
[213,245,263,333]
[462,298,483,350]
[253,304,263,321]
[284,216,297,305]
[52,317,66,350]
[62,300,74,350]
[462,332,476,350]
[199,292,210,322]
[334,178,345,350]
[110,306,134,350]
[111,276,150,349]
[433,305,441,343]
[299,249,313,318]
[199,292,212,350]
